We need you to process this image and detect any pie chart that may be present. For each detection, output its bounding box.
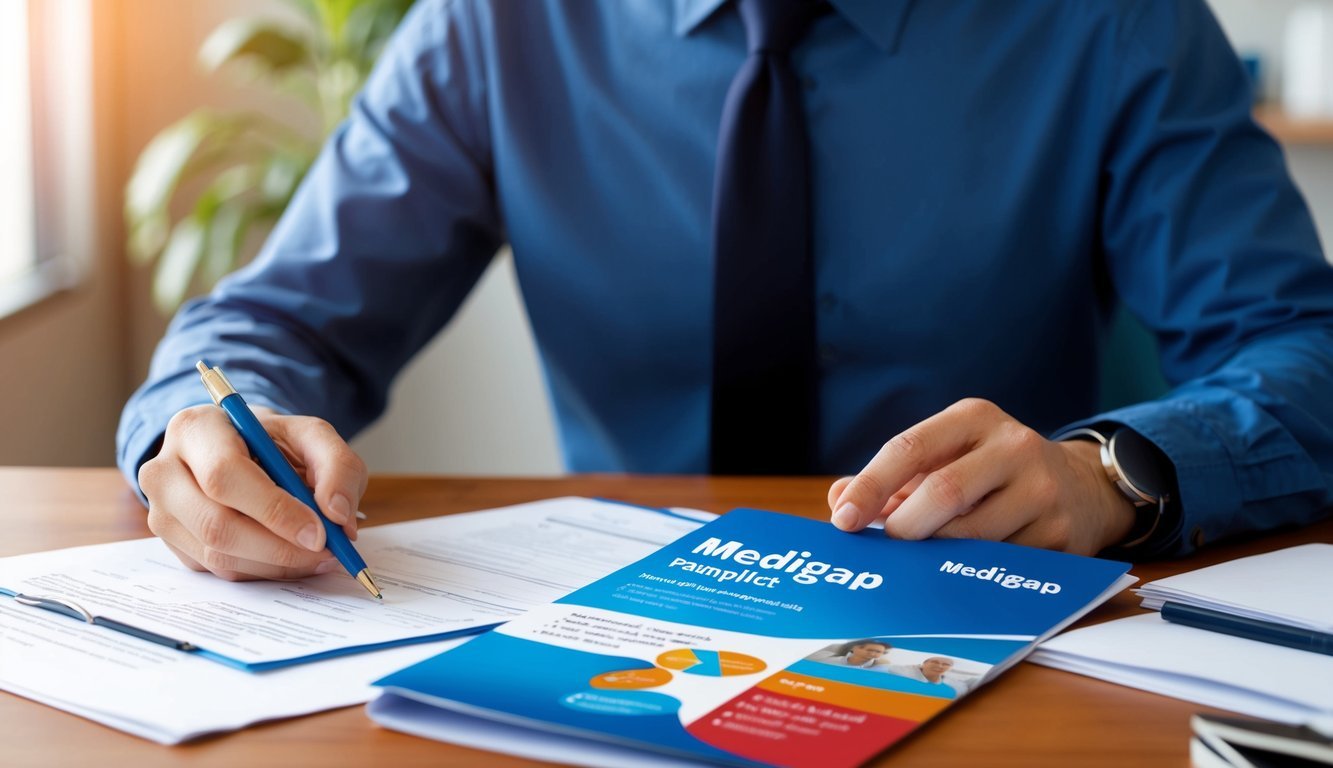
[656,648,766,677]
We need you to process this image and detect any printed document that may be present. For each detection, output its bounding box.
[0,596,462,744]
[1030,544,1333,723]
[0,498,712,741]
[0,498,711,670]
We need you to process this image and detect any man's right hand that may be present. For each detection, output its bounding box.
[138,404,368,581]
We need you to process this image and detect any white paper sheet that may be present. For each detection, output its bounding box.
[367,693,704,768]
[1030,613,1333,724]
[1135,543,1333,631]
[0,596,464,744]
[0,498,709,668]
[0,498,714,743]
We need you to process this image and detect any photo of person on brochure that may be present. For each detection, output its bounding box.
[884,656,976,697]
[805,639,893,670]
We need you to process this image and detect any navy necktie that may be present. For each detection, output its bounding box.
[710,0,823,475]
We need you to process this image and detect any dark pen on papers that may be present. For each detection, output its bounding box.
[1161,601,1333,657]
[196,360,382,600]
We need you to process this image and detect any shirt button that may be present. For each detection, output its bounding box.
[1190,527,1205,549]
[818,293,838,312]
[819,343,838,363]
[803,76,817,91]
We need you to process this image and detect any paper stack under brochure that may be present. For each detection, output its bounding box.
[1030,544,1333,725]
[1191,713,1333,768]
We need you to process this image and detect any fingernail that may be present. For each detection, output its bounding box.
[329,494,352,524]
[832,503,861,530]
[315,559,340,575]
[297,524,322,551]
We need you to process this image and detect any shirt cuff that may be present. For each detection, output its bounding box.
[1052,399,1242,558]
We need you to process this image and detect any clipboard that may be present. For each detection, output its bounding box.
[0,497,715,672]
[10,592,197,651]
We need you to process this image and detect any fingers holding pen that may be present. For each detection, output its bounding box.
[143,455,336,580]
[143,405,338,580]
[261,412,368,541]
[173,410,330,554]
[153,513,338,581]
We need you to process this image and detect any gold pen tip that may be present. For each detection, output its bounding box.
[195,360,209,375]
[356,569,383,601]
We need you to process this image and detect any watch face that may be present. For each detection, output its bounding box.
[1108,428,1171,503]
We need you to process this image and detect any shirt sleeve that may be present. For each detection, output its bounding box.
[1069,0,1333,556]
[116,0,503,496]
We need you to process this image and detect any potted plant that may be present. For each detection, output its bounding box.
[125,0,415,315]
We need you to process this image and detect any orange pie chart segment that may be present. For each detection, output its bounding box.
[717,651,766,676]
[656,648,766,677]
[657,648,703,672]
[589,667,675,690]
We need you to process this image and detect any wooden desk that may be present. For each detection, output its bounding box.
[2,467,1329,767]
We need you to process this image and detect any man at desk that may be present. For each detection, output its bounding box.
[118,0,1333,582]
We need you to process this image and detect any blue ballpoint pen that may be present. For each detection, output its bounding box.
[1161,600,1333,657]
[196,360,382,600]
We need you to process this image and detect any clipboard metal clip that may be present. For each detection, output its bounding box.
[13,592,198,652]
[15,593,95,622]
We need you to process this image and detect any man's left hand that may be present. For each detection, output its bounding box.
[827,398,1134,555]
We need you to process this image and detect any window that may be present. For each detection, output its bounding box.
[0,0,91,320]
[0,1,37,294]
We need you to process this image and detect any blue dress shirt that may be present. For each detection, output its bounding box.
[119,0,1333,556]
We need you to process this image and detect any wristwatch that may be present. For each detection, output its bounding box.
[1056,426,1175,550]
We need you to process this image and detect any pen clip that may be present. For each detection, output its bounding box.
[15,593,95,623]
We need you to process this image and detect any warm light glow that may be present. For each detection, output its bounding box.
[0,0,36,285]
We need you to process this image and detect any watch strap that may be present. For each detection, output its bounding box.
[1054,425,1172,551]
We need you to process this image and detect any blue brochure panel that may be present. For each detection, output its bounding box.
[376,509,1130,767]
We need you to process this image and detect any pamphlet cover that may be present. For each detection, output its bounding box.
[373,509,1132,767]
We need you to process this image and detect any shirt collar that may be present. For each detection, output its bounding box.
[672,0,915,54]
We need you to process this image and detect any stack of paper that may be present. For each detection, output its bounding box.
[0,600,462,744]
[1137,543,1332,631]
[0,498,712,742]
[1030,543,1333,724]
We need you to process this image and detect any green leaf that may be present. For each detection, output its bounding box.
[199,17,311,74]
[125,112,306,265]
[153,217,209,314]
[194,164,272,285]
[127,0,419,314]
[125,112,216,226]
[125,110,271,264]
[202,199,255,286]
[124,110,247,262]
[311,0,360,44]
[211,164,263,201]
[343,0,413,64]
[259,151,311,206]
[127,214,170,267]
